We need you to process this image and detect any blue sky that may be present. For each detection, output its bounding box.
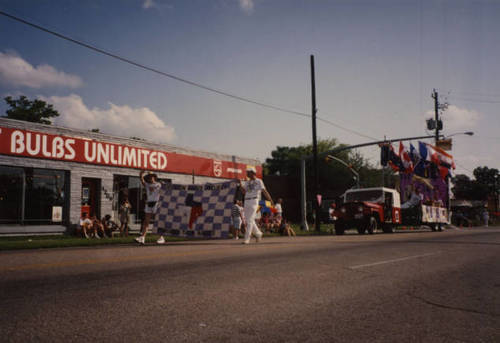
[0,0,499,177]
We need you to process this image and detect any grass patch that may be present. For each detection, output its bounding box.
[0,223,335,251]
[0,234,188,251]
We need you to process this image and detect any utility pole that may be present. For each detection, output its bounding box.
[310,55,320,232]
[432,89,440,145]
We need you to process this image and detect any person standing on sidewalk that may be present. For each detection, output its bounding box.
[240,167,273,244]
[231,199,244,240]
[135,170,164,245]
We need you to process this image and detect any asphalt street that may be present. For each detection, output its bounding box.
[1,227,499,342]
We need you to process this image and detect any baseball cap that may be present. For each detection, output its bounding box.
[246,166,257,174]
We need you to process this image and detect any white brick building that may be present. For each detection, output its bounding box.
[0,118,261,235]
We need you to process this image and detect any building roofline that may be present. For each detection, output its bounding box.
[0,117,261,165]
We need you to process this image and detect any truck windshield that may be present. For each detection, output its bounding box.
[345,190,384,203]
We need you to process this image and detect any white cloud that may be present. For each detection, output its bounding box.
[142,0,155,9]
[425,105,479,132]
[0,51,82,89]
[41,94,176,143]
[239,0,254,14]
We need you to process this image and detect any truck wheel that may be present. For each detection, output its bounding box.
[367,217,378,234]
[431,224,437,232]
[357,227,366,235]
[382,224,394,233]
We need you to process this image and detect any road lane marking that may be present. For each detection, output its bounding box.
[349,252,440,270]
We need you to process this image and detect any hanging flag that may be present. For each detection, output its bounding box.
[388,144,403,172]
[410,143,426,176]
[409,143,420,164]
[425,144,439,165]
[399,142,414,173]
[432,145,455,169]
[418,141,429,161]
[438,166,450,180]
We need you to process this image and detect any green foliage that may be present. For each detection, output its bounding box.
[3,96,59,125]
[452,166,499,200]
[265,138,386,198]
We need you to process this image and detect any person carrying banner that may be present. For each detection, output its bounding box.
[239,167,273,244]
[135,170,163,245]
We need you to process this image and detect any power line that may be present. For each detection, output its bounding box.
[0,10,311,119]
[447,90,500,98]
[448,96,500,104]
[454,161,474,174]
[317,117,378,141]
[0,9,378,142]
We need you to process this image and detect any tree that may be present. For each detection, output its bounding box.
[265,138,385,198]
[473,166,499,196]
[3,96,59,125]
[452,166,499,200]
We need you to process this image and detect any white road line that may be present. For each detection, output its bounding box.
[349,252,440,270]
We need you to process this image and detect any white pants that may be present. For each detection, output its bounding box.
[244,199,262,241]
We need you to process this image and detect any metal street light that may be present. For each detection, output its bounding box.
[326,155,360,189]
[442,131,474,138]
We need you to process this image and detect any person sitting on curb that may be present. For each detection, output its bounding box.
[90,215,107,239]
[279,218,296,237]
[78,212,92,239]
[101,214,119,237]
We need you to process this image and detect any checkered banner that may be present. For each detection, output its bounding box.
[154,181,237,238]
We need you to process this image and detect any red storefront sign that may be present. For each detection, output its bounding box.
[0,126,261,179]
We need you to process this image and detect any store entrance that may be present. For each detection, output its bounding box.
[81,178,100,219]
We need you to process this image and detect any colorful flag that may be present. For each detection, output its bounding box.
[432,145,455,169]
[418,141,429,161]
[388,144,403,172]
[425,144,438,165]
[399,142,414,173]
[409,143,420,164]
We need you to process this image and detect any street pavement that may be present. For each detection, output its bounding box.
[0,227,499,342]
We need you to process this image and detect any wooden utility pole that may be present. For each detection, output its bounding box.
[310,55,320,232]
[432,89,440,144]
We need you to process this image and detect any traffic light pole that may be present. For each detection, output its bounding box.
[300,134,437,232]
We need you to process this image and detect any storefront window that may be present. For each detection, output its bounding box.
[0,166,68,226]
[0,166,23,224]
[25,168,67,224]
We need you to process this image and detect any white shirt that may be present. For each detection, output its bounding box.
[275,203,282,215]
[243,178,265,200]
[145,182,161,202]
[80,218,91,226]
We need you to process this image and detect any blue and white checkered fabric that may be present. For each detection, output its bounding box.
[154,181,237,238]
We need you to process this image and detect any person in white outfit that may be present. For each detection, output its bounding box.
[240,167,273,244]
[135,170,164,245]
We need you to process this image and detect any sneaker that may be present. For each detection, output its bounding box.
[255,233,263,243]
[135,236,145,245]
[156,236,165,244]
[94,234,100,239]
[241,240,250,245]
[84,233,89,239]
[234,236,239,240]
